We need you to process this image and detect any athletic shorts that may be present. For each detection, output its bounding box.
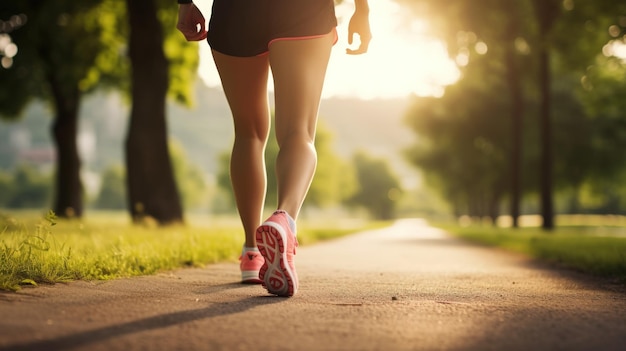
[208,0,338,57]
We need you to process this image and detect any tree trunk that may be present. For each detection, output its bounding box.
[49,81,83,218]
[503,4,523,229]
[538,48,554,230]
[533,0,559,230]
[489,193,501,227]
[125,0,183,225]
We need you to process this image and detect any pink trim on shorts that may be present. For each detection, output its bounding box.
[256,28,338,56]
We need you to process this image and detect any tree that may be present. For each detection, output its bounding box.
[530,0,561,230]
[531,0,626,220]
[399,0,626,225]
[2,0,200,223]
[124,0,200,225]
[570,55,626,213]
[0,0,123,218]
[349,152,402,220]
[404,63,512,222]
[501,1,529,228]
[398,0,536,226]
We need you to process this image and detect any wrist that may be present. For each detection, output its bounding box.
[355,0,369,14]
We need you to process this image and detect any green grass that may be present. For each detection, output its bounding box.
[0,210,387,291]
[439,223,626,282]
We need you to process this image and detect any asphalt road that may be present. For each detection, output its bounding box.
[1,218,625,351]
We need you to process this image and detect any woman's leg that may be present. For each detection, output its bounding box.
[268,31,335,220]
[211,50,271,247]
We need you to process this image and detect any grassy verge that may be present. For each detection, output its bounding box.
[439,223,626,282]
[0,211,388,291]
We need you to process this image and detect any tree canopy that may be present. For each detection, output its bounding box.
[0,0,202,223]
[400,0,626,223]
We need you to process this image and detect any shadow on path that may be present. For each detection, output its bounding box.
[1,288,283,351]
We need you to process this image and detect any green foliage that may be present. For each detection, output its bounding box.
[0,211,240,291]
[306,121,357,208]
[348,152,402,220]
[403,64,512,217]
[400,0,626,218]
[156,0,203,106]
[0,211,381,291]
[0,0,200,118]
[169,139,209,210]
[443,223,626,281]
[94,164,126,210]
[401,0,536,219]
[215,117,356,211]
[214,151,236,213]
[0,0,126,118]
[0,165,51,209]
[0,171,11,206]
[551,1,626,72]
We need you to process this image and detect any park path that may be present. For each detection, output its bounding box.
[1,218,625,351]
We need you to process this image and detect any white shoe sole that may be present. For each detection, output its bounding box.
[256,222,297,296]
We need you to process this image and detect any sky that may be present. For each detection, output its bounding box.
[192,0,460,100]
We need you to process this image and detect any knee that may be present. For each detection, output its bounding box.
[233,120,270,143]
[276,129,315,149]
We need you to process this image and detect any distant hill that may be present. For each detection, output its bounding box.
[320,96,413,158]
[0,81,421,189]
[319,96,418,188]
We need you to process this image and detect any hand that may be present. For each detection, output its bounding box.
[176,3,207,41]
[346,9,371,55]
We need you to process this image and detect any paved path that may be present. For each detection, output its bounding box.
[1,219,625,351]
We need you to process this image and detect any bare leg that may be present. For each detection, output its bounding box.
[269,32,334,220]
[211,50,271,247]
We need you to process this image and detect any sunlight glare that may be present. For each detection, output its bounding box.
[194,0,459,99]
[603,39,626,60]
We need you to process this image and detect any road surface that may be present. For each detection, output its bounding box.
[1,219,625,351]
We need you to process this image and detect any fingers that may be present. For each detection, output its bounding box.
[177,4,208,42]
[177,22,207,41]
[185,24,207,41]
[345,34,371,55]
[345,44,368,55]
[185,30,208,41]
[346,47,365,55]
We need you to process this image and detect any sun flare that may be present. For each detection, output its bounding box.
[193,0,459,99]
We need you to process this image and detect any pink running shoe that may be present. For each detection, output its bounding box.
[239,250,264,284]
[256,210,299,297]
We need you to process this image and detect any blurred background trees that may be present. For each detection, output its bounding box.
[1,0,626,227]
[215,119,401,220]
[0,0,123,218]
[401,0,626,228]
[0,0,198,225]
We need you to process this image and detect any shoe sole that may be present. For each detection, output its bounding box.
[255,222,297,297]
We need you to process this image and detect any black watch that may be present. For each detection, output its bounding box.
[177,0,193,4]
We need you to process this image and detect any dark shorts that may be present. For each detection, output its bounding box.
[208,0,337,57]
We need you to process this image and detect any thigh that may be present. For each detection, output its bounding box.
[269,31,335,145]
[211,50,271,138]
